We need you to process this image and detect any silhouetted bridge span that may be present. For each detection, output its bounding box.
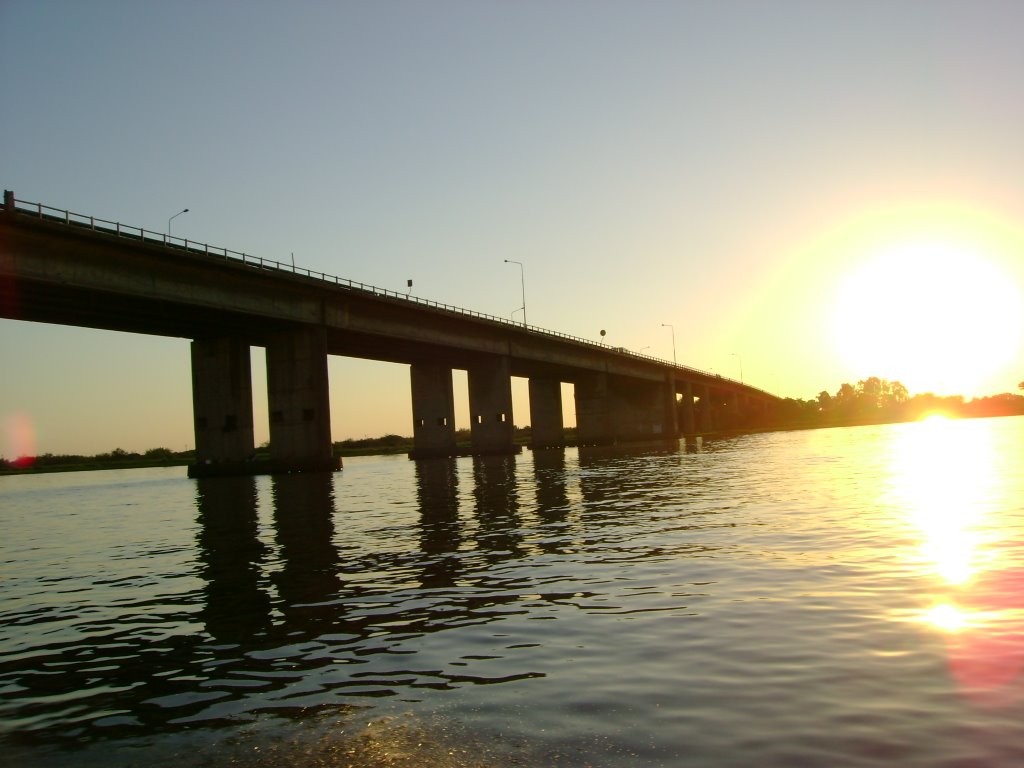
[1,190,780,476]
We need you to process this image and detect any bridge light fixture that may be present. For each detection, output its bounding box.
[732,352,744,384]
[661,323,676,366]
[168,208,189,236]
[503,259,526,327]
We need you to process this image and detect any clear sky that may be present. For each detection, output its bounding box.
[3,0,1024,457]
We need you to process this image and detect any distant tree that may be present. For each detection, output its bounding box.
[835,382,856,403]
[857,377,884,409]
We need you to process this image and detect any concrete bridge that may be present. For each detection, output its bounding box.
[1,190,780,476]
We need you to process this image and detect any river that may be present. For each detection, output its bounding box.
[3,416,1024,767]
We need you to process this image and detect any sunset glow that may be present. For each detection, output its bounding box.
[831,238,1023,396]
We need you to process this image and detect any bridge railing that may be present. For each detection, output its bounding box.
[2,193,772,396]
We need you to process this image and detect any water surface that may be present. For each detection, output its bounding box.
[3,417,1024,766]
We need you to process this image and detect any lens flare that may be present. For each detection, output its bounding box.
[2,411,36,467]
[891,418,1024,704]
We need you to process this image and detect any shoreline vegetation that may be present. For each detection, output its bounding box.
[4,377,1023,475]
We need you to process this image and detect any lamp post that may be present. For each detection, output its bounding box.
[503,259,526,326]
[732,353,744,384]
[168,208,189,235]
[661,323,676,366]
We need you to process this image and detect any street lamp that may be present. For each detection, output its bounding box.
[168,208,189,235]
[732,353,744,384]
[661,323,676,366]
[503,259,526,326]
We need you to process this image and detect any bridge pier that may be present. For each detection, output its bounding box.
[528,377,564,448]
[728,390,742,428]
[409,362,458,458]
[662,372,680,439]
[575,372,678,445]
[575,373,611,444]
[694,384,712,433]
[190,337,256,467]
[608,376,675,441]
[679,380,696,435]
[266,327,338,473]
[468,355,519,455]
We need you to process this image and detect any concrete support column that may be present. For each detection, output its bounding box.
[680,380,696,435]
[729,390,742,427]
[266,327,335,471]
[709,389,722,432]
[662,372,679,440]
[695,384,712,433]
[410,362,457,458]
[467,355,516,455]
[528,377,564,448]
[190,337,255,464]
[576,373,677,445]
[574,372,611,445]
[609,377,670,441]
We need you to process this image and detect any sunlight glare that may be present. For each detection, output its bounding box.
[889,417,996,586]
[926,602,970,633]
[831,239,1023,395]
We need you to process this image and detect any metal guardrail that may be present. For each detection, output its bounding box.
[1,192,772,396]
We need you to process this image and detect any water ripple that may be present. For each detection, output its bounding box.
[2,420,1024,766]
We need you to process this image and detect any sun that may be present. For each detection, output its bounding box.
[830,239,1023,395]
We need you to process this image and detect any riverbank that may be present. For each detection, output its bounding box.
[5,409,1021,476]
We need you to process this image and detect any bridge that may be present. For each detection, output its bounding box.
[1,190,780,476]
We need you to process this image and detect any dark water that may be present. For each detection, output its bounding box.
[3,417,1024,767]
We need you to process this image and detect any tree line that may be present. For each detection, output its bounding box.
[771,376,1024,427]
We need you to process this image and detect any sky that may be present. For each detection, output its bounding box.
[3,0,1024,457]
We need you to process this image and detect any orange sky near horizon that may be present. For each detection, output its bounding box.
[734,201,1024,400]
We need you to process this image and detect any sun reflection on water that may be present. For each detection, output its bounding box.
[925,602,971,633]
[889,416,1024,702]
[889,415,994,587]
